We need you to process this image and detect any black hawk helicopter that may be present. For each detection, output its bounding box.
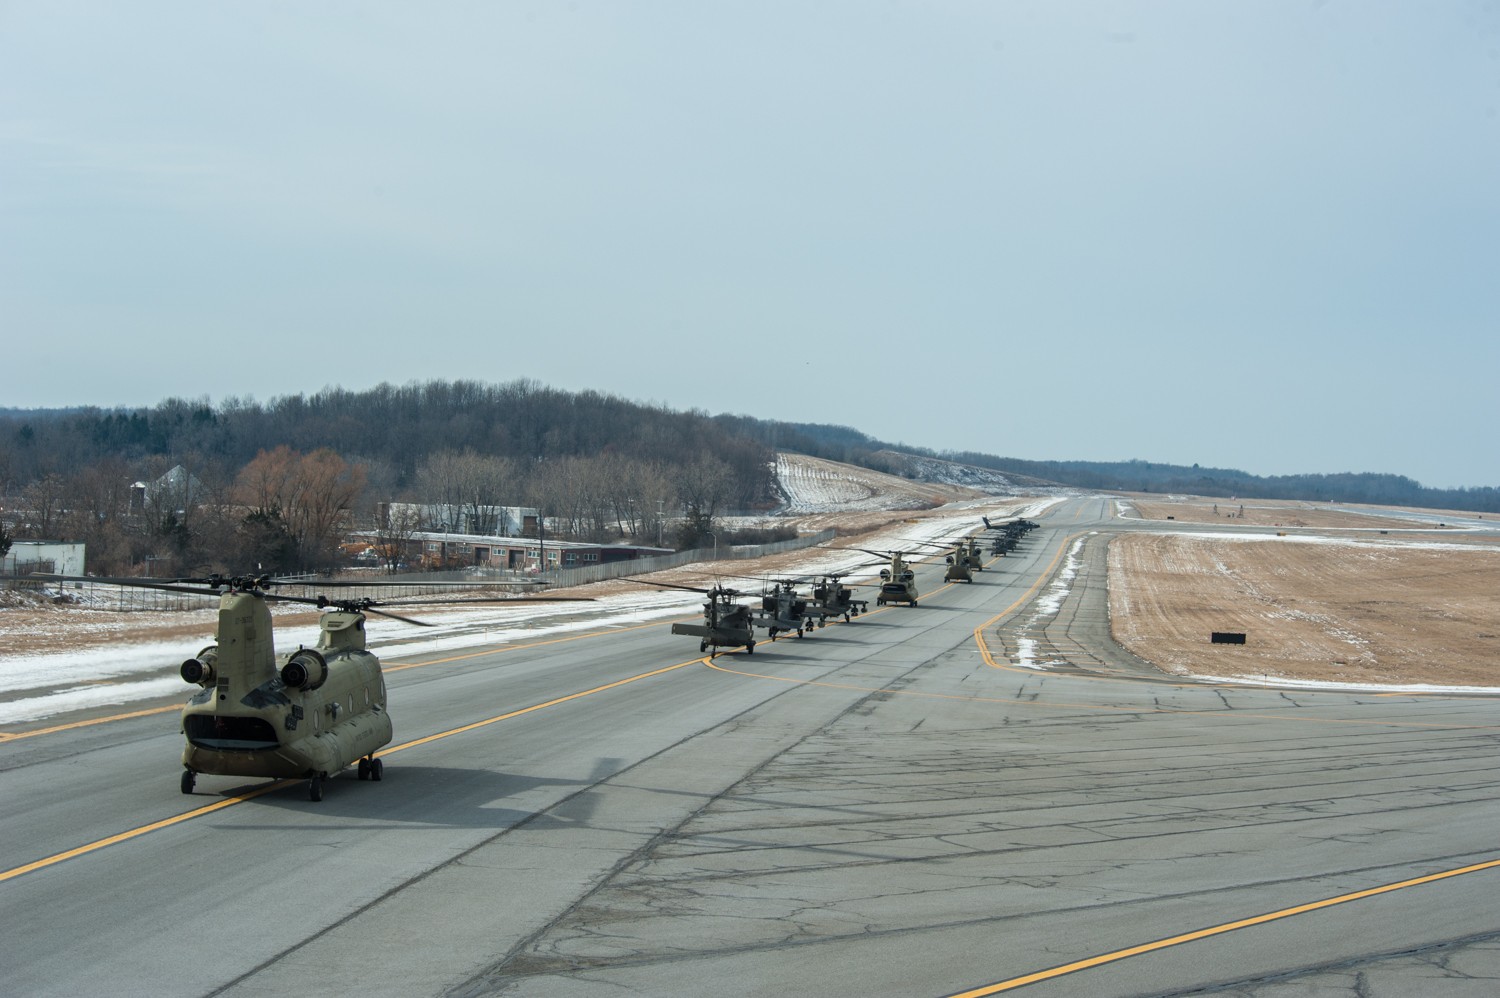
[982,516,1039,555]
[36,572,592,801]
[632,579,758,656]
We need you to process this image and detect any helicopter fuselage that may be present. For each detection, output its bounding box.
[180,593,392,788]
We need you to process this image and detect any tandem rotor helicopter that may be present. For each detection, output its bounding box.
[36,572,592,801]
[846,541,950,607]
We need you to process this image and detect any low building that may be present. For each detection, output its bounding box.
[377,502,537,537]
[4,540,86,577]
[351,529,671,573]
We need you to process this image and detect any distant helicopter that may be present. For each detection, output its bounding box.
[942,540,975,583]
[982,516,1039,555]
[37,572,592,801]
[961,538,985,573]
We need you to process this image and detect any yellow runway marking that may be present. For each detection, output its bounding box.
[944,856,1500,997]
[0,704,181,741]
[0,782,290,885]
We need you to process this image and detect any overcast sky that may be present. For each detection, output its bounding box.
[3,2,1496,488]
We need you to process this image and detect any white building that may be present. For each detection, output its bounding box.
[4,540,86,576]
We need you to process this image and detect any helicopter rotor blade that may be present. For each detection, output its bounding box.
[618,577,716,595]
[361,606,436,627]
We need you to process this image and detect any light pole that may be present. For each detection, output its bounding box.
[705,530,717,561]
[657,500,665,548]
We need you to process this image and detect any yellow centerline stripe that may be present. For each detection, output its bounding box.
[379,657,702,753]
[0,781,290,884]
[0,652,710,884]
[0,704,182,741]
[944,856,1500,997]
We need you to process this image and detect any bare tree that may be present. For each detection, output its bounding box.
[674,457,734,549]
[371,502,426,574]
[18,474,67,539]
[236,447,367,571]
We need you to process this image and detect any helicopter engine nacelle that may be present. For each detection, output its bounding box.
[880,568,892,581]
[279,649,329,691]
[180,645,219,686]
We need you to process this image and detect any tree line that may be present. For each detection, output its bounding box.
[4,379,1495,579]
[0,380,776,577]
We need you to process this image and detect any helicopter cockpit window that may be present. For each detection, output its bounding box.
[183,714,278,751]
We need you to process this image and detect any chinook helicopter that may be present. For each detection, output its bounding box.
[37,572,592,801]
[847,548,926,607]
[942,540,975,583]
[844,541,950,607]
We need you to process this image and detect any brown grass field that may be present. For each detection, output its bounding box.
[1122,496,1451,531]
[1108,533,1500,687]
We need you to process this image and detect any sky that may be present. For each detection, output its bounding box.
[2,2,1497,489]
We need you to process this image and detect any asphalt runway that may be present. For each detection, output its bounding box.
[3,497,1498,997]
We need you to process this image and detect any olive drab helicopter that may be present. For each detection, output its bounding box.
[634,579,758,656]
[847,548,926,607]
[982,516,1039,555]
[839,541,949,607]
[36,572,592,801]
[805,573,869,624]
[754,580,816,640]
[942,539,975,583]
[961,537,985,573]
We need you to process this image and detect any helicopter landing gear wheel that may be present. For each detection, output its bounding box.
[308,773,326,802]
[747,641,755,655]
[700,639,708,653]
[358,758,371,780]
[181,770,195,795]
[370,757,383,781]
[844,612,851,622]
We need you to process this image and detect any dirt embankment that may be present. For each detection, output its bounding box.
[1109,534,1500,687]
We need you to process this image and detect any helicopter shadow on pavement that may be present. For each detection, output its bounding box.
[200,759,626,831]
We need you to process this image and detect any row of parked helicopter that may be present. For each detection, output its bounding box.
[649,516,1040,657]
[31,517,1038,802]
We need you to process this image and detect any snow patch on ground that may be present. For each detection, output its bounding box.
[1012,535,1087,670]
[0,505,1012,723]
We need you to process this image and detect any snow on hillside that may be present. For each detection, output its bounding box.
[772,454,990,513]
